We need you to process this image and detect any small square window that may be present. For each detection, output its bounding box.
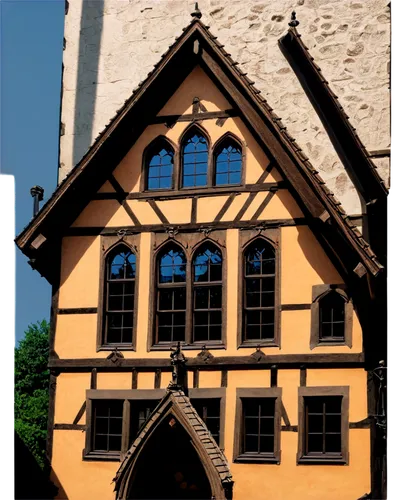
[298,387,349,465]
[234,388,281,464]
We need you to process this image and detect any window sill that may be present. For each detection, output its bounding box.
[297,454,347,465]
[97,345,135,352]
[150,342,226,351]
[238,341,279,349]
[234,453,280,464]
[82,451,121,462]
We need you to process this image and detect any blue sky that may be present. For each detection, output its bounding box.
[1,0,64,342]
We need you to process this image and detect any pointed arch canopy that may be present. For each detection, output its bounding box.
[113,388,233,500]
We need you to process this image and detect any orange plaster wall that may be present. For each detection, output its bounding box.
[281,226,342,304]
[54,373,90,424]
[97,372,132,390]
[138,372,155,389]
[157,66,231,116]
[52,431,116,500]
[59,236,100,308]
[198,371,223,388]
[307,369,368,422]
[55,313,98,358]
[196,195,229,223]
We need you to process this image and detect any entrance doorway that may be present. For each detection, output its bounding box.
[127,417,212,499]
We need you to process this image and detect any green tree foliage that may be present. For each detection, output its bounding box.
[15,320,50,469]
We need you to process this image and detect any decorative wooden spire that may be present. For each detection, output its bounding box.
[288,10,299,27]
[191,2,202,20]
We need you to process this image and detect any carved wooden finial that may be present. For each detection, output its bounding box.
[191,2,202,20]
[168,342,188,393]
[288,10,299,27]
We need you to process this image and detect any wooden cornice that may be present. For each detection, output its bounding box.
[49,353,364,372]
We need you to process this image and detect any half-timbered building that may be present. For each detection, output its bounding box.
[16,7,387,500]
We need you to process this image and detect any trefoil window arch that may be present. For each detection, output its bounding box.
[214,137,242,186]
[104,245,136,345]
[181,128,209,188]
[145,138,174,190]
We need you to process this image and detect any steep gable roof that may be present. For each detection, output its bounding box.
[113,387,233,500]
[279,24,388,203]
[15,15,383,280]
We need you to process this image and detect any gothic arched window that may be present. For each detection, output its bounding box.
[319,291,346,341]
[104,245,136,345]
[243,239,275,342]
[181,129,209,188]
[310,285,353,349]
[192,242,223,343]
[146,139,174,190]
[214,138,242,186]
[156,244,187,344]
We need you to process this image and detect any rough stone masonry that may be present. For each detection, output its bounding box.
[60,0,390,215]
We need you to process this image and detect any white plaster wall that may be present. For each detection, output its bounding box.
[60,0,390,215]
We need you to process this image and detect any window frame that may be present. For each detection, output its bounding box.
[212,132,245,187]
[192,242,224,345]
[189,388,226,450]
[310,284,353,350]
[234,387,282,464]
[154,241,188,345]
[297,386,349,465]
[237,229,281,349]
[97,235,141,352]
[84,389,165,461]
[179,124,211,190]
[148,232,227,351]
[141,135,177,192]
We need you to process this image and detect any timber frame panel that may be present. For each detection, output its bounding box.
[310,284,353,350]
[96,234,141,351]
[148,231,228,351]
[297,386,349,465]
[237,228,281,349]
[233,387,282,464]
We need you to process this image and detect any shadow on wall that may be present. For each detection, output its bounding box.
[15,432,60,499]
[72,0,104,167]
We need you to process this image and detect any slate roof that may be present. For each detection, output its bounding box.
[113,387,233,499]
[15,15,383,277]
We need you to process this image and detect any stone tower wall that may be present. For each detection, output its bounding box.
[60,0,390,215]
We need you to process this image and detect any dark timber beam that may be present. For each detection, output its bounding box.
[49,353,365,372]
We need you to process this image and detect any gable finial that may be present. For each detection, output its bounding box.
[288,10,299,27]
[168,342,188,394]
[191,2,202,20]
